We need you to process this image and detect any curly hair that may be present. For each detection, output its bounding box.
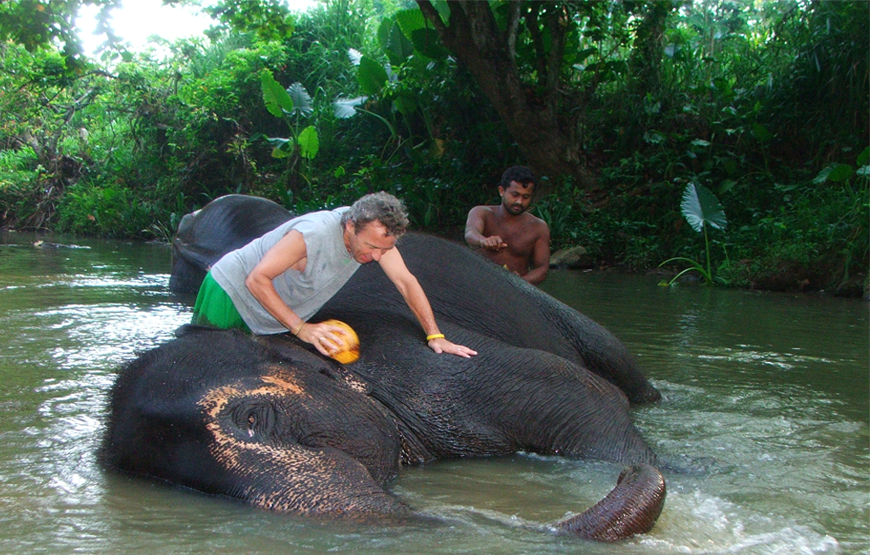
[340,191,409,238]
[499,166,536,189]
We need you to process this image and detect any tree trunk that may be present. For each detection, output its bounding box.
[417,0,595,188]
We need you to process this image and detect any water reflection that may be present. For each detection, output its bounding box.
[0,233,866,554]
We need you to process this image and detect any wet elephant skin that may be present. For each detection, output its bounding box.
[101,325,665,540]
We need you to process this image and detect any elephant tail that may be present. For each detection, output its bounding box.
[554,464,666,542]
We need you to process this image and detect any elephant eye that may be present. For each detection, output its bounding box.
[231,401,275,440]
[246,413,257,436]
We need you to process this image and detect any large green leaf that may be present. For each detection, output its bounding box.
[392,8,447,60]
[268,137,294,159]
[381,19,414,64]
[681,182,727,233]
[392,94,417,116]
[286,82,313,117]
[395,8,426,35]
[410,28,448,60]
[260,69,294,118]
[298,126,319,160]
[814,163,854,184]
[357,56,388,96]
[333,96,367,119]
[431,0,450,24]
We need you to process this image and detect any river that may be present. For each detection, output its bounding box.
[0,232,866,554]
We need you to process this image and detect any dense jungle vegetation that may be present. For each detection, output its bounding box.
[1,0,867,296]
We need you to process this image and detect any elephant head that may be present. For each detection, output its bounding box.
[101,326,409,519]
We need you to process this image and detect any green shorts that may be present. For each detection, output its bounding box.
[191,271,251,333]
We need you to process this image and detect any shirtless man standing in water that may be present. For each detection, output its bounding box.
[464,166,551,285]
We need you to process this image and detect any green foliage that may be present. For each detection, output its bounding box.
[205,0,296,41]
[56,182,156,238]
[658,181,728,286]
[0,0,864,295]
[0,0,125,71]
[0,147,41,190]
[258,68,324,203]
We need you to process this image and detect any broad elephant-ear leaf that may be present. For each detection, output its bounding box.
[392,92,417,116]
[333,96,367,119]
[357,56,389,96]
[813,163,853,184]
[395,8,426,35]
[382,19,415,64]
[298,126,319,160]
[410,28,448,60]
[286,82,313,117]
[392,8,448,60]
[260,69,294,117]
[268,137,294,159]
[681,182,727,232]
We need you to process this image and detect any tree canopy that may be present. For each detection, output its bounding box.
[0,0,866,295]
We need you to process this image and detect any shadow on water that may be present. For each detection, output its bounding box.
[0,232,866,554]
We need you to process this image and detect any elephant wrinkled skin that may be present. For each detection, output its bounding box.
[101,194,666,542]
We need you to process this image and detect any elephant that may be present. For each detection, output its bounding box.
[169,194,296,295]
[101,194,668,541]
[101,325,666,541]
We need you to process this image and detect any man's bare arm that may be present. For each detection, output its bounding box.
[244,230,348,355]
[465,206,506,251]
[378,248,477,358]
[522,223,551,285]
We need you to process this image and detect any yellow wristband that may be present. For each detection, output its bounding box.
[426,333,445,341]
[292,322,305,336]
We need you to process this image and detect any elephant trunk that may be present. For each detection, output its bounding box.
[555,464,666,542]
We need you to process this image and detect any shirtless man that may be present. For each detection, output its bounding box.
[464,166,550,285]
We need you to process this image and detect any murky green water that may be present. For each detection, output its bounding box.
[0,232,866,554]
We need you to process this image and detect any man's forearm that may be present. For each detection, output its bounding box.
[523,264,548,285]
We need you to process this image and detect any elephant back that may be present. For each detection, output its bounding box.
[321,233,660,404]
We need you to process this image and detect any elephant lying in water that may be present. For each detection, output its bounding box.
[101,194,666,541]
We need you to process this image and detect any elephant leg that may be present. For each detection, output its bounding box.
[494,350,658,464]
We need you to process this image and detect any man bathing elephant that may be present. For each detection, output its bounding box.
[170,195,661,405]
[191,191,475,359]
[102,194,666,541]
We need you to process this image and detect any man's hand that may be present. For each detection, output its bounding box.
[479,236,508,251]
[297,321,352,357]
[427,337,477,358]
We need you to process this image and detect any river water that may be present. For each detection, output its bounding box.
[0,232,866,554]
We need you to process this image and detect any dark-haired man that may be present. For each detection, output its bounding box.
[464,166,550,285]
[193,191,476,358]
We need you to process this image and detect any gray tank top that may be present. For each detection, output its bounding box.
[211,207,360,334]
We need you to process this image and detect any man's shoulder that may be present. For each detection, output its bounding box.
[523,211,549,230]
[466,205,498,224]
[468,204,498,215]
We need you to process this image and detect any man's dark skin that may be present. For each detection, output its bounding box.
[464,168,550,285]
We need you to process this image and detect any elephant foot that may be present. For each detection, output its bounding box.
[554,464,666,542]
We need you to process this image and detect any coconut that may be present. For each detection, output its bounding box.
[321,319,360,364]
